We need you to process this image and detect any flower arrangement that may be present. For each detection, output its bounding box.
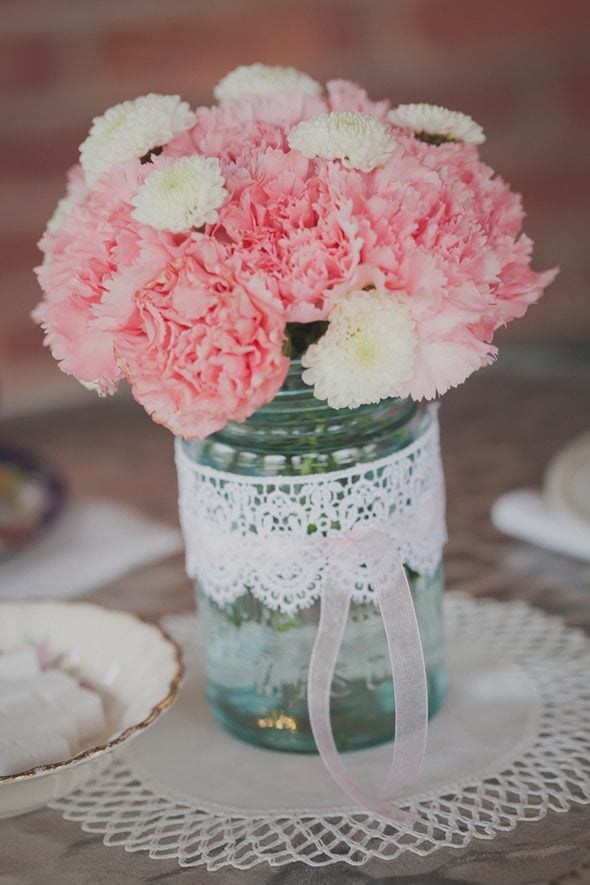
[34,65,556,439]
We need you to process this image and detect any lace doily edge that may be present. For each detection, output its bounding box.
[52,757,590,873]
[49,596,590,871]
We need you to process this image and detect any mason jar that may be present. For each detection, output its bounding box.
[180,361,447,753]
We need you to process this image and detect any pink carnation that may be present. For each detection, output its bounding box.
[34,156,193,393]
[33,73,556,433]
[103,239,288,438]
[294,138,556,398]
[217,148,363,322]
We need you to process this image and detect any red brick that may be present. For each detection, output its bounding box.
[522,202,589,273]
[411,0,590,47]
[0,268,42,359]
[0,233,42,274]
[0,130,83,178]
[102,4,357,91]
[0,36,59,90]
[563,65,590,118]
[0,319,44,361]
[0,177,65,235]
[508,166,590,214]
[0,84,93,138]
[498,270,590,341]
[381,69,527,128]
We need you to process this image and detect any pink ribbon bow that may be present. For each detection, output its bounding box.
[306,527,428,825]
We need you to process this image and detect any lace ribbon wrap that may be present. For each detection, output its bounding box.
[175,408,446,616]
[175,408,446,819]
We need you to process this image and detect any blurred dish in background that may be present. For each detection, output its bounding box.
[544,431,590,533]
[0,447,65,558]
[491,430,590,563]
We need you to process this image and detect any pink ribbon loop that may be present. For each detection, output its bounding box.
[306,532,428,825]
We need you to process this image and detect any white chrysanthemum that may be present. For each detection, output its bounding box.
[131,156,227,232]
[214,64,321,105]
[301,289,417,409]
[287,112,397,172]
[388,103,485,145]
[79,94,196,185]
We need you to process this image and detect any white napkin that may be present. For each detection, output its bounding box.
[0,499,183,600]
[491,489,590,563]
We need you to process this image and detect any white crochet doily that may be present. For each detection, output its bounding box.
[50,594,590,871]
[175,410,446,614]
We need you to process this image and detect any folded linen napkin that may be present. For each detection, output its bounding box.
[0,499,183,600]
[491,489,590,563]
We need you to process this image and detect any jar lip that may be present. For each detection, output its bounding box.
[178,402,434,475]
[178,359,420,450]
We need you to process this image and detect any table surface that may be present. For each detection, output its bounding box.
[1,368,590,885]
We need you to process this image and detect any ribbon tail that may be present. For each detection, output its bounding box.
[306,556,428,825]
[376,555,428,800]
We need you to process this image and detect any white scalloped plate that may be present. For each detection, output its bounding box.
[0,600,184,818]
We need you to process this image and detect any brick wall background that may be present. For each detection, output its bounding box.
[1,0,589,414]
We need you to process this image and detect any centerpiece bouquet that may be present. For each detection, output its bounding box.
[34,65,555,814]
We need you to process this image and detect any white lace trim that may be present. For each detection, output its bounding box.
[175,409,446,613]
[50,597,590,871]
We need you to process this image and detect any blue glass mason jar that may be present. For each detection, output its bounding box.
[181,361,447,753]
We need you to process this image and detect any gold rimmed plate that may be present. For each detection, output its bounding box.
[0,600,184,818]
